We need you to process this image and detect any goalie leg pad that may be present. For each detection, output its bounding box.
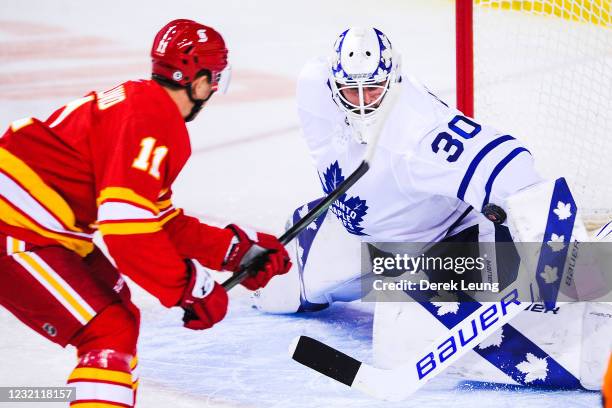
[374,300,608,389]
[578,302,612,390]
[504,178,598,306]
[254,199,362,313]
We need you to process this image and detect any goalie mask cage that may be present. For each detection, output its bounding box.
[456,0,612,229]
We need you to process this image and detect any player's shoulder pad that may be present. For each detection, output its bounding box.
[296,57,338,119]
[128,79,186,129]
[377,74,454,155]
[95,80,152,118]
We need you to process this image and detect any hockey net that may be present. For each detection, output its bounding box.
[457,0,612,229]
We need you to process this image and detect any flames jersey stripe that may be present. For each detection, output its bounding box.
[12,252,96,324]
[97,220,162,236]
[0,196,94,257]
[0,147,84,233]
[97,187,159,215]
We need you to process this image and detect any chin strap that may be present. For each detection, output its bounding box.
[184,83,215,122]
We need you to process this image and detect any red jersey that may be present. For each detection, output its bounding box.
[0,80,233,306]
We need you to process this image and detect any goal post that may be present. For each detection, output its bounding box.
[456,0,474,117]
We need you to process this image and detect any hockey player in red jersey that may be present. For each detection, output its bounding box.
[0,19,290,407]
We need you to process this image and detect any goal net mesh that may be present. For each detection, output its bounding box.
[472,0,612,228]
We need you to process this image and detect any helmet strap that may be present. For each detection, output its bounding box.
[184,83,215,122]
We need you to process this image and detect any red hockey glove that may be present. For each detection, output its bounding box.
[223,224,292,290]
[180,261,228,330]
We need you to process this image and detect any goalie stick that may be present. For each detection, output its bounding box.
[220,85,402,291]
[290,290,527,401]
[290,178,579,401]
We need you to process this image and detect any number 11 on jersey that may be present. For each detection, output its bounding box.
[132,137,168,179]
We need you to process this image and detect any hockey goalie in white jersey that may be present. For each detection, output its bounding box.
[253,27,612,392]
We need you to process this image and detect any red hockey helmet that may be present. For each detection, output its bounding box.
[151,19,230,92]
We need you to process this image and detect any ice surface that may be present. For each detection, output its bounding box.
[0,0,604,406]
[0,285,600,407]
[135,288,599,407]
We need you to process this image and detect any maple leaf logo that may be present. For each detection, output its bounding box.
[516,353,548,383]
[540,265,558,284]
[431,291,459,316]
[478,328,504,349]
[298,204,318,231]
[321,161,345,195]
[553,201,572,221]
[319,161,369,236]
[547,233,565,252]
[431,302,459,316]
[340,195,369,235]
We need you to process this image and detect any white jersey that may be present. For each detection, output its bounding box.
[297,58,543,242]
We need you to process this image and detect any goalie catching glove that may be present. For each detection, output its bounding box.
[223,224,292,290]
[180,260,228,330]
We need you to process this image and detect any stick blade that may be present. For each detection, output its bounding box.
[290,336,361,387]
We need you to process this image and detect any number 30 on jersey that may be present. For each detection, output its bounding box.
[431,115,481,162]
[132,137,168,179]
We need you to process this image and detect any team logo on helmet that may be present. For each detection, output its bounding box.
[331,30,348,80]
[173,71,183,81]
[331,28,393,82]
[197,29,208,42]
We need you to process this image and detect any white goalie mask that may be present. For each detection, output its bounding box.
[329,27,401,144]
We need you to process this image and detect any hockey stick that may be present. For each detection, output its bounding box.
[290,289,526,401]
[221,85,402,291]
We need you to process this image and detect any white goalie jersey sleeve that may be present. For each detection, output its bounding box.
[296,58,345,170]
[393,110,544,215]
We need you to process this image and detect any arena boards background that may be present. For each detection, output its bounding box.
[0,0,601,406]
